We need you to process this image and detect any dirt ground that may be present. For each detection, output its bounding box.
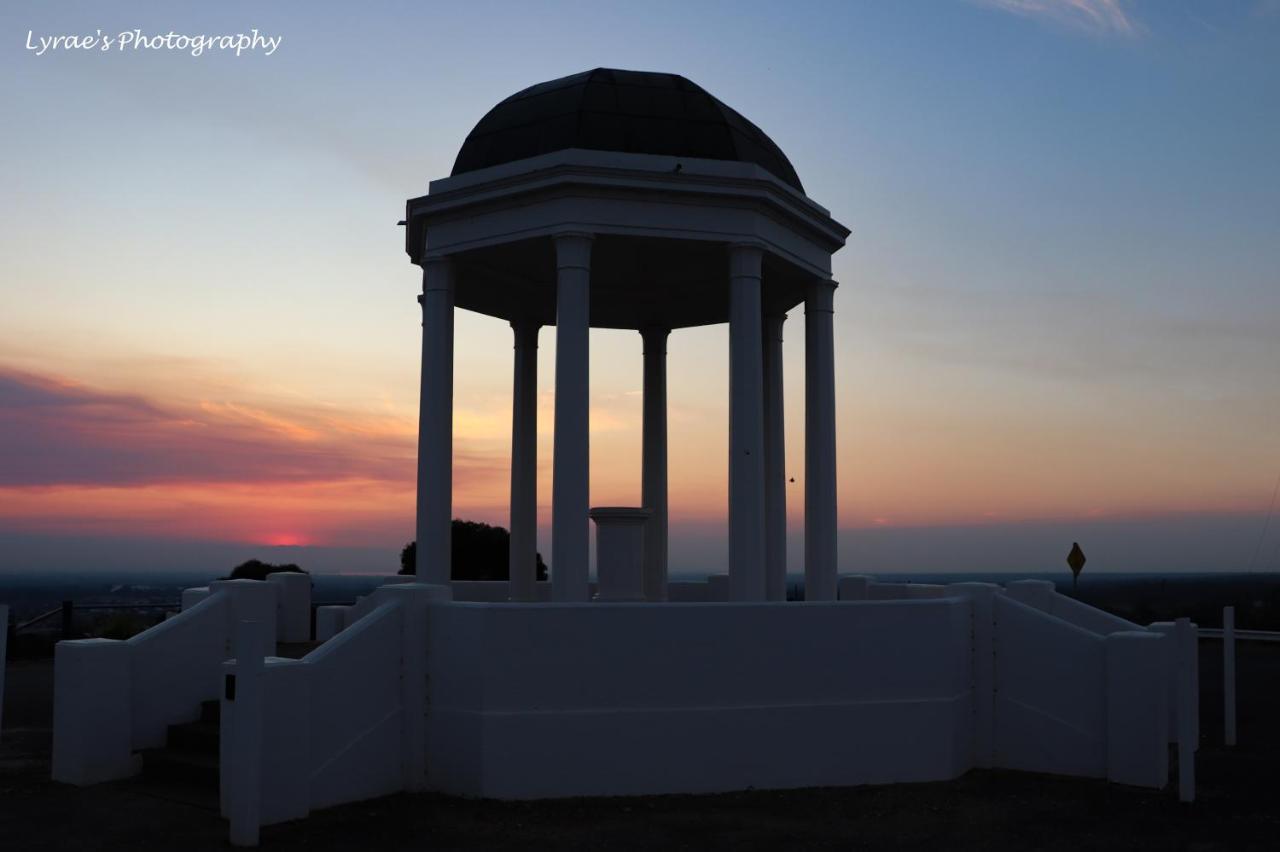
[2,641,1277,851]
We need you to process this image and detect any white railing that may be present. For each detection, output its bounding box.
[128,593,229,748]
[1003,578,1198,753]
[993,594,1108,777]
[225,583,450,834]
[307,600,405,810]
[1049,593,1141,634]
[51,578,276,785]
[949,582,1171,788]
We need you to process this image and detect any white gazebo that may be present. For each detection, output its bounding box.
[404,68,850,600]
[49,71,1189,830]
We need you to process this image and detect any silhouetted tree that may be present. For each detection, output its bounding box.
[227,559,307,582]
[399,519,548,581]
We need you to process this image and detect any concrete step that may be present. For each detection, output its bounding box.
[138,701,222,791]
[166,720,219,755]
[139,747,218,788]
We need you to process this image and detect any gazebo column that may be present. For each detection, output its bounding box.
[551,233,593,602]
[508,319,540,601]
[804,278,839,601]
[415,257,455,584]
[763,313,788,601]
[727,244,767,601]
[641,326,670,601]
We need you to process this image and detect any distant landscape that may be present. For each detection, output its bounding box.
[5,568,1279,658]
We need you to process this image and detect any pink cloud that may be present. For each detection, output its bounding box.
[0,365,502,491]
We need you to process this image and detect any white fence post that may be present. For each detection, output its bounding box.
[247,658,310,826]
[228,619,269,847]
[210,579,278,656]
[375,583,452,792]
[1105,631,1168,787]
[1223,606,1236,747]
[1175,617,1195,803]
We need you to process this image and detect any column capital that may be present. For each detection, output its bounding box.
[510,318,541,348]
[420,255,455,294]
[553,232,594,270]
[640,325,671,350]
[805,278,837,313]
[728,242,764,279]
[764,312,787,342]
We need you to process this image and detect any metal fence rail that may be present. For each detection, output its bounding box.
[10,600,179,639]
[1199,627,1280,643]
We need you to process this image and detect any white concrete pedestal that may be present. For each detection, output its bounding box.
[52,639,140,784]
[314,605,350,642]
[267,571,312,643]
[589,507,651,602]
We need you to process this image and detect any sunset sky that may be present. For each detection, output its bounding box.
[2,0,1278,577]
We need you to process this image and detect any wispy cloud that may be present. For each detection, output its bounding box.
[973,0,1139,36]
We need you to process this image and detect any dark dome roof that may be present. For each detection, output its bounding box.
[451,68,804,193]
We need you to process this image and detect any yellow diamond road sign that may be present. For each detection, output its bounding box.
[1067,542,1086,576]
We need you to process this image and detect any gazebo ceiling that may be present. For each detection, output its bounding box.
[452,68,804,194]
[449,234,813,330]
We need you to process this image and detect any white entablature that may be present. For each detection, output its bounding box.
[406,148,849,330]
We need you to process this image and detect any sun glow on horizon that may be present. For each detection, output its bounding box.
[259,532,311,547]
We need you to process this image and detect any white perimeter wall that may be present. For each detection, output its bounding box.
[426,599,973,799]
[239,585,1175,822]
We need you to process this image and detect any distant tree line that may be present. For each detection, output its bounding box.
[219,519,543,585]
[226,559,307,582]
[399,519,548,581]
